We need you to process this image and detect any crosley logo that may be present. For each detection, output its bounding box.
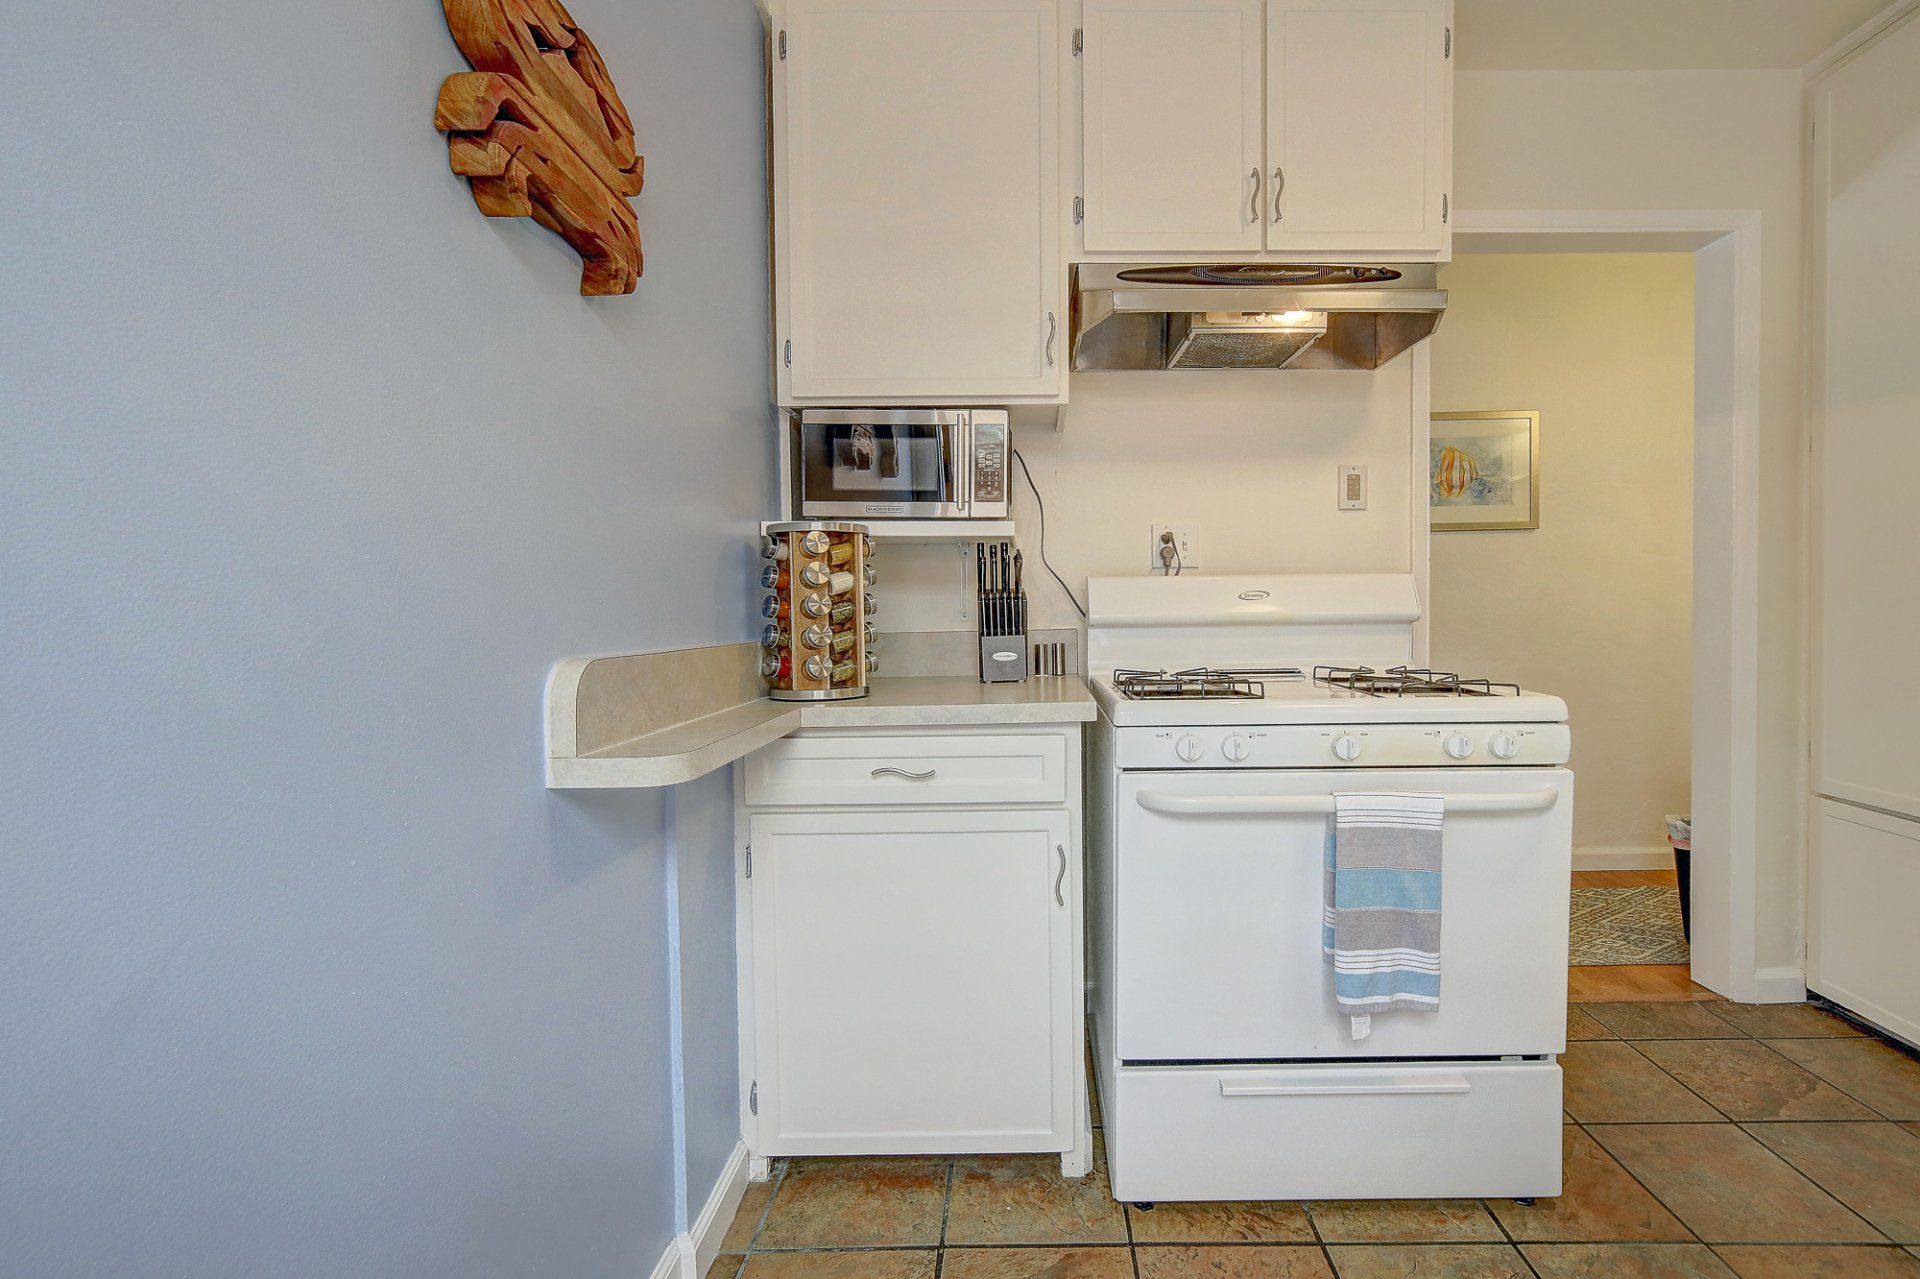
[1238,590,1271,601]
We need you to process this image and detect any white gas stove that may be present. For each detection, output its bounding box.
[1085,574,1573,1205]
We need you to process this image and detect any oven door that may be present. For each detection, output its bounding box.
[1113,768,1573,1061]
[796,409,969,519]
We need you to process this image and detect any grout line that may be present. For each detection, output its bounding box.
[1575,1120,1703,1246]
[1617,1038,1735,1121]
[1745,1037,1897,1120]
[1119,1178,1141,1279]
[1731,1121,1897,1244]
[933,1160,955,1278]
[740,1160,787,1260]
[1479,1191,1543,1277]
[1299,1197,1339,1279]
[1579,1114,1896,1249]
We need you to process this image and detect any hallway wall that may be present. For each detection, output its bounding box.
[1429,253,1695,859]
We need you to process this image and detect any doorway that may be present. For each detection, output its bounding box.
[1446,212,1771,1004]
[1427,251,1704,1001]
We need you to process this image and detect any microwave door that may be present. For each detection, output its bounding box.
[802,420,964,519]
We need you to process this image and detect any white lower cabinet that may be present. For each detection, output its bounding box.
[739,728,1085,1164]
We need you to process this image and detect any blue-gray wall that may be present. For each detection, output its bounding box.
[1,2,768,1275]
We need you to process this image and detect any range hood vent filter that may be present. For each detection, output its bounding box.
[1165,311,1329,369]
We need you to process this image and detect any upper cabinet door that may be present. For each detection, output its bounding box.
[1266,0,1451,256]
[776,0,1062,402]
[1082,0,1267,253]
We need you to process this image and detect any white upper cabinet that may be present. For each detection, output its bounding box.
[773,0,1064,403]
[1080,0,1453,260]
[1081,0,1267,253]
[1267,0,1450,255]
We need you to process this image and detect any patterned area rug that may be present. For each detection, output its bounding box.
[1570,885,1690,965]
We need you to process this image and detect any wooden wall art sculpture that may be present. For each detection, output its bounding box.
[435,0,645,295]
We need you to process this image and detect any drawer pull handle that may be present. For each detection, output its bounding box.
[1220,1073,1471,1098]
[1054,843,1067,907]
[870,766,936,781]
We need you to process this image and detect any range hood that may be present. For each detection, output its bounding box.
[1073,263,1446,372]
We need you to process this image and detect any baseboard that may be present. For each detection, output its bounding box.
[1573,846,1676,872]
[648,1237,682,1279]
[684,1141,750,1279]
[1752,965,1808,1005]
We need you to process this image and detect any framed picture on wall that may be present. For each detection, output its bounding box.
[1431,411,1540,531]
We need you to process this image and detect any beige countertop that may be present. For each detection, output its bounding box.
[546,662,1093,790]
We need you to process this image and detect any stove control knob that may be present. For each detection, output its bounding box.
[1489,732,1521,760]
[1222,734,1251,762]
[1331,734,1363,762]
[1175,734,1207,762]
[1444,733,1476,760]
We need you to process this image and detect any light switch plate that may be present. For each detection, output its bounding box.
[1338,465,1368,511]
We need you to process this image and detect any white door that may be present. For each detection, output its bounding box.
[1265,0,1450,255]
[1807,12,1920,1043]
[1081,0,1267,253]
[748,807,1075,1154]
[775,0,1062,401]
[1113,769,1572,1060]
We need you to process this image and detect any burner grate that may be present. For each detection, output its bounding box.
[1314,665,1520,698]
[1112,666,1305,700]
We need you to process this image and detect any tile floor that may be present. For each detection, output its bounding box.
[711,1001,1920,1279]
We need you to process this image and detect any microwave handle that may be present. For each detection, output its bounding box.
[958,415,972,513]
[1134,788,1560,817]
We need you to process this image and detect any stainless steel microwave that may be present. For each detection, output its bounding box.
[789,409,1009,521]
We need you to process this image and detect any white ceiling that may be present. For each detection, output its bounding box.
[1454,0,1891,71]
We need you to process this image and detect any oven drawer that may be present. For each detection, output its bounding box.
[1106,1060,1562,1202]
[746,732,1069,808]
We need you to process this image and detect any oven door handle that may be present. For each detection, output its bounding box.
[1220,1071,1472,1098]
[1134,788,1559,816]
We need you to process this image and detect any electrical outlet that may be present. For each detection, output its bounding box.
[1339,465,1368,510]
[1149,524,1200,573]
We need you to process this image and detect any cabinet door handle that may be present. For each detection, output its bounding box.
[1249,167,1262,224]
[870,766,936,781]
[1273,167,1285,222]
[1045,311,1057,367]
[1054,843,1067,907]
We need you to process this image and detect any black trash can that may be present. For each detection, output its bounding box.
[1666,815,1693,942]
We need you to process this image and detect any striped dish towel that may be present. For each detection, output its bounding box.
[1322,791,1444,1040]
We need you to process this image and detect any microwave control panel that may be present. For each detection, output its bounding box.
[973,428,1007,504]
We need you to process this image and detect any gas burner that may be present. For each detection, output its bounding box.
[1314,665,1521,698]
[1112,667,1305,700]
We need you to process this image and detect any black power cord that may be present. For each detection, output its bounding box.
[1011,448,1087,619]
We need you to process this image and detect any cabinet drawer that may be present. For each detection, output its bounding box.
[745,733,1068,807]
[1106,1060,1562,1202]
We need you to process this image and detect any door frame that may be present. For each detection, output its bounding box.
[1450,208,1784,1003]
